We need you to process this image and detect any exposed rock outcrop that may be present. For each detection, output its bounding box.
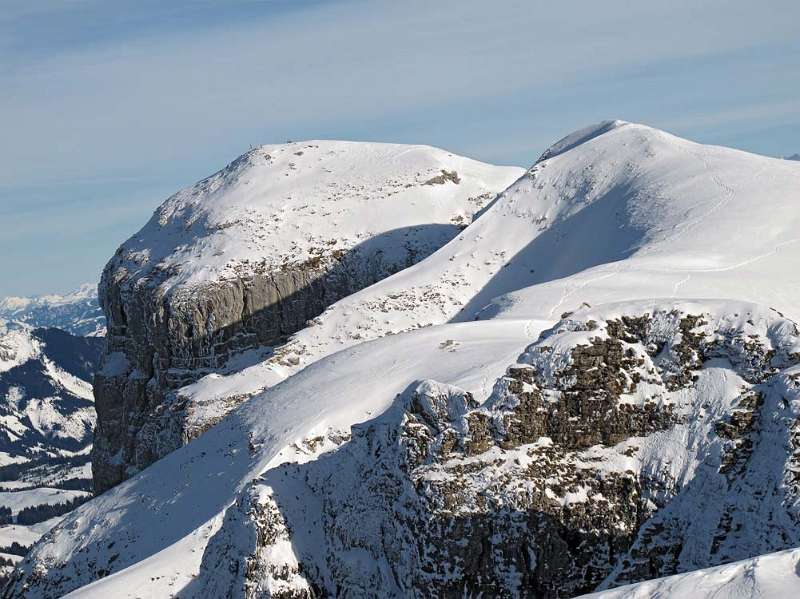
[186,304,800,598]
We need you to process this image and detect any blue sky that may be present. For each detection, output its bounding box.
[1,0,798,297]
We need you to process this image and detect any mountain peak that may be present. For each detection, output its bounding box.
[536,119,630,163]
[121,141,522,294]
[10,124,800,598]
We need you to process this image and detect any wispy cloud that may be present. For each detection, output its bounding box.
[1,0,798,295]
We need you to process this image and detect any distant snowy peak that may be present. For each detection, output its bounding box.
[0,285,105,337]
[786,153,800,161]
[111,139,522,293]
[0,284,94,313]
[0,321,37,374]
[0,322,100,580]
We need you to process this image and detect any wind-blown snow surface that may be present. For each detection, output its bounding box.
[0,286,105,338]
[8,122,800,597]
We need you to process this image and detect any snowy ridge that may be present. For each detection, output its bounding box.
[535,119,627,163]
[107,140,523,294]
[7,122,800,597]
[578,548,800,599]
[178,120,800,421]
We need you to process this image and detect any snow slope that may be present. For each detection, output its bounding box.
[477,122,800,323]
[0,285,105,338]
[8,122,800,597]
[579,548,800,599]
[177,120,800,422]
[14,298,800,598]
[302,120,800,341]
[0,489,89,518]
[12,319,549,598]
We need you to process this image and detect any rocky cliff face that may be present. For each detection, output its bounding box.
[187,302,800,598]
[91,141,522,492]
[95,246,450,491]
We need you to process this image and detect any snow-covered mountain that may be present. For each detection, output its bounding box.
[6,123,800,597]
[92,140,522,491]
[0,321,101,583]
[0,286,105,338]
[171,119,800,447]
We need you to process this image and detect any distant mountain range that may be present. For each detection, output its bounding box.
[0,320,101,582]
[0,285,105,337]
